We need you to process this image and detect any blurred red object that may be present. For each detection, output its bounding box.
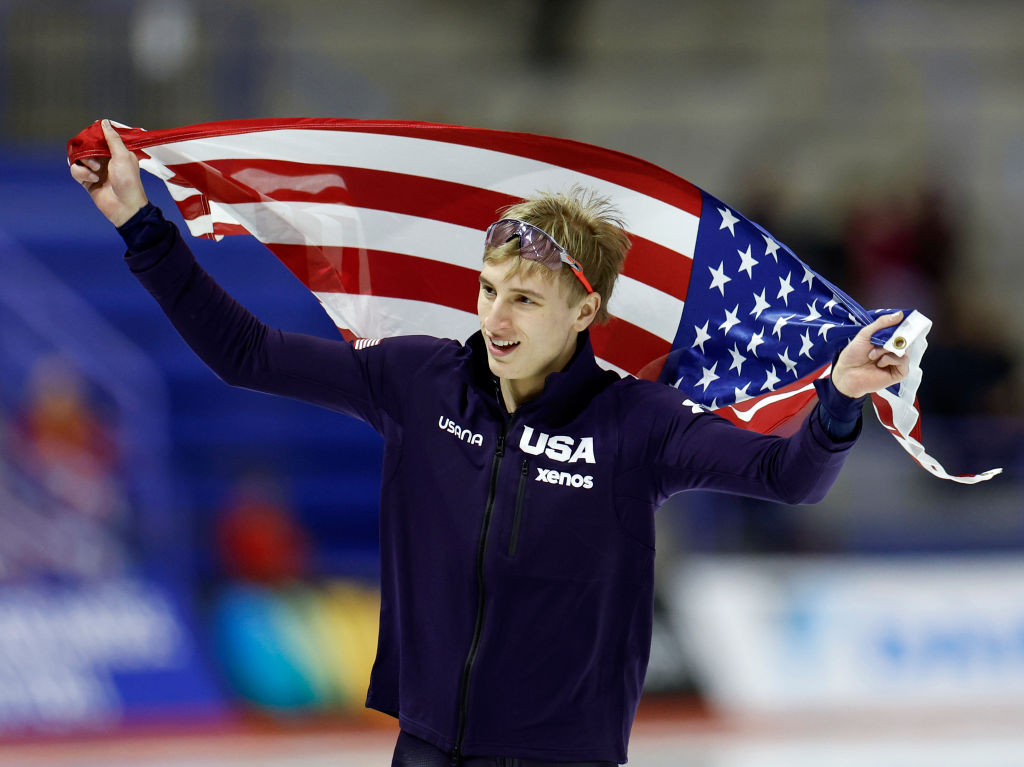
[216,476,309,583]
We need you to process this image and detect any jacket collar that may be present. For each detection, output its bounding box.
[465,330,617,423]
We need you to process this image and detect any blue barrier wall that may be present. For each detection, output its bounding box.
[2,150,385,585]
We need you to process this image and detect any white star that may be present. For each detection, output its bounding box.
[746,330,765,355]
[682,398,705,414]
[762,366,781,391]
[801,263,816,289]
[696,362,720,392]
[737,245,758,277]
[799,330,814,359]
[802,300,821,322]
[763,234,780,261]
[709,398,719,410]
[817,323,834,340]
[823,298,838,314]
[778,347,798,376]
[728,343,747,376]
[708,262,732,296]
[718,207,740,236]
[692,320,712,352]
[733,383,753,404]
[674,375,685,389]
[777,272,794,305]
[772,313,794,338]
[719,304,741,336]
[749,289,771,320]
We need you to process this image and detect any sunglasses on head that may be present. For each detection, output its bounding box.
[484,218,594,294]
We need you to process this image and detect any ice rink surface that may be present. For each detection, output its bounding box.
[3,700,1023,767]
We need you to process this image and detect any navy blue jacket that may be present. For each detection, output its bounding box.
[120,205,860,764]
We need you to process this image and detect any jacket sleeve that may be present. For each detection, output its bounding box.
[118,204,423,433]
[618,380,860,506]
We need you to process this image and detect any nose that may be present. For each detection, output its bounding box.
[482,296,512,333]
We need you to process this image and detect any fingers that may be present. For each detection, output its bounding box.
[70,162,96,184]
[71,155,109,186]
[867,349,902,367]
[868,309,901,333]
[866,349,909,387]
[854,310,906,355]
[71,119,127,189]
[863,310,904,335]
[100,118,131,158]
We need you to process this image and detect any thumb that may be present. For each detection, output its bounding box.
[860,310,904,341]
[101,119,132,159]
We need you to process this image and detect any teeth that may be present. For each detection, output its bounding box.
[492,339,518,348]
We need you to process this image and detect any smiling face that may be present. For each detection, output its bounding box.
[477,260,600,411]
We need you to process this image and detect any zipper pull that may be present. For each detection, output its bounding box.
[495,434,505,457]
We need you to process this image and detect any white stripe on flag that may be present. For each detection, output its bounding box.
[314,293,479,343]
[213,202,484,270]
[606,277,684,342]
[873,390,1002,484]
[726,381,818,422]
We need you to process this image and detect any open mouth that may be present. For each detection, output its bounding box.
[487,337,520,356]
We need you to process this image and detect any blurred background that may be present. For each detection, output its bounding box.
[1,0,1023,764]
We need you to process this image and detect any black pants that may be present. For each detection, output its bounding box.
[391,731,618,767]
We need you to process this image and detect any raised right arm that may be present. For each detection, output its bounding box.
[70,121,391,428]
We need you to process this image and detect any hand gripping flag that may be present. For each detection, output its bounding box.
[68,118,1000,483]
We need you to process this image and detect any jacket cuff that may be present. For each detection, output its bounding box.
[117,203,177,272]
[814,377,866,441]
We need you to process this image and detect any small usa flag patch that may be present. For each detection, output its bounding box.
[353,338,382,350]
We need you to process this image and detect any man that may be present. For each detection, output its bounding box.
[72,119,908,766]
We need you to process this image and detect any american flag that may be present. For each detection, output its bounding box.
[673,193,903,430]
[67,118,999,483]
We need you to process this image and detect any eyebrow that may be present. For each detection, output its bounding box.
[478,275,545,300]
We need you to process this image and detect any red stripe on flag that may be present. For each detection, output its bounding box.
[714,364,831,434]
[715,390,820,435]
[870,393,898,435]
[174,194,209,221]
[210,223,250,237]
[165,160,520,230]
[590,319,672,377]
[268,244,479,314]
[871,392,924,444]
[623,238,691,300]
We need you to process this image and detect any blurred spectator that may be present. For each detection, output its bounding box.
[842,183,957,319]
[735,162,848,288]
[918,291,1019,418]
[914,289,1022,477]
[215,472,310,584]
[0,355,132,581]
[15,354,126,522]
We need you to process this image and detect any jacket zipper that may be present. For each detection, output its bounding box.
[507,459,529,557]
[453,420,512,762]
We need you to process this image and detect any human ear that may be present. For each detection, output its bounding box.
[573,292,601,331]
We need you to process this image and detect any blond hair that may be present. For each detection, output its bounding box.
[483,187,630,324]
